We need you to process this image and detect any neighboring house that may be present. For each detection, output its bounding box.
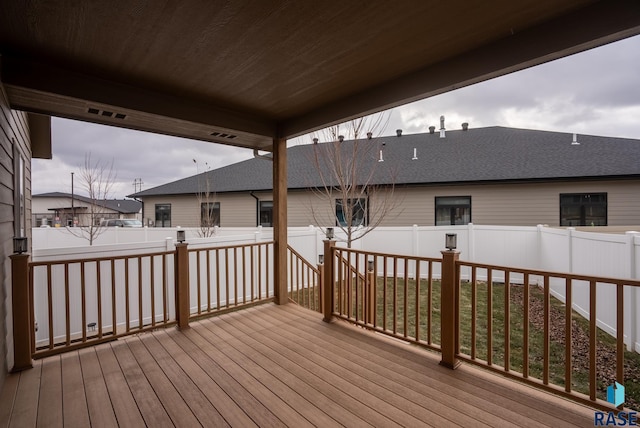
[32,192,142,227]
[131,126,640,229]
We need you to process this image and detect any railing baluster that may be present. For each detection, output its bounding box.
[81,262,87,342]
[393,257,398,335]
[216,249,221,310]
[242,247,247,305]
[543,275,550,385]
[616,282,624,407]
[403,258,408,337]
[138,256,143,329]
[471,266,477,360]
[225,248,230,308]
[523,272,529,378]
[206,250,211,311]
[65,264,70,346]
[196,250,202,315]
[47,264,53,350]
[112,259,117,335]
[162,255,168,324]
[504,270,510,372]
[234,247,239,306]
[150,256,155,327]
[250,246,254,302]
[427,261,432,344]
[383,256,388,331]
[565,278,572,392]
[415,259,421,342]
[97,261,103,339]
[487,268,493,366]
[589,279,597,401]
[125,258,130,333]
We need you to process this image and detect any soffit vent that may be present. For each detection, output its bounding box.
[87,107,127,120]
[210,131,237,139]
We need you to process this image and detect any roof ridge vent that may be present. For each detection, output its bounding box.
[429,126,435,134]
[367,132,373,140]
[338,135,344,142]
[396,129,402,137]
[462,122,469,131]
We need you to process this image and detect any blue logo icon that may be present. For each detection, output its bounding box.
[607,381,625,407]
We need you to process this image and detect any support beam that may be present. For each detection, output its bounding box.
[273,137,288,304]
[440,250,461,369]
[11,253,33,372]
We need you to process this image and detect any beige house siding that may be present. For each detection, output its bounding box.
[1,81,33,388]
[143,193,258,228]
[378,180,640,227]
[141,179,640,229]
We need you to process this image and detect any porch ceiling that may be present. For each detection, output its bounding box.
[1,1,640,151]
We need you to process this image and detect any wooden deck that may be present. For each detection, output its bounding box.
[1,303,596,427]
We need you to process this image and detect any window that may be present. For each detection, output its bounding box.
[560,193,607,226]
[259,201,273,227]
[155,204,171,227]
[336,198,368,227]
[435,196,471,226]
[13,145,26,237]
[200,202,220,227]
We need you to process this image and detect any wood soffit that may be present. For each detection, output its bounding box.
[1,0,640,151]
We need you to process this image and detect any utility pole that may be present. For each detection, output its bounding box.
[132,178,143,193]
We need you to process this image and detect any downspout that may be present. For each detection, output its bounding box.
[250,191,259,226]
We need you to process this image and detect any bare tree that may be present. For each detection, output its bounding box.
[306,112,401,247]
[66,153,116,245]
[194,160,219,237]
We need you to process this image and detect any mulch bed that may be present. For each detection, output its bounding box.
[510,286,639,410]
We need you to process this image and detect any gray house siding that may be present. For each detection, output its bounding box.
[0,81,32,389]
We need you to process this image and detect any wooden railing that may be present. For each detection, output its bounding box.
[456,260,640,408]
[286,245,321,312]
[187,241,274,318]
[325,243,443,352]
[321,240,639,410]
[28,250,176,358]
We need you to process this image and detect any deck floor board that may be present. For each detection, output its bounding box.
[1,303,597,427]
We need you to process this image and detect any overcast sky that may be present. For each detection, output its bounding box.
[32,35,640,199]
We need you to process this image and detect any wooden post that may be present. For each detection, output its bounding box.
[322,240,335,322]
[366,267,375,324]
[11,253,33,372]
[273,137,288,305]
[440,250,461,369]
[317,261,324,313]
[174,243,190,329]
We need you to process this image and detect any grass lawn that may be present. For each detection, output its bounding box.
[290,277,640,410]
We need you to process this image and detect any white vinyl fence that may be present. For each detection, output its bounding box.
[32,224,640,352]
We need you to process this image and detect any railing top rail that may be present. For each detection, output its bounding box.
[29,250,176,268]
[188,240,275,253]
[333,246,441,263]
[459,260,640,287]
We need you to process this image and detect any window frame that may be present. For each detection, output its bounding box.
[258,200,273,227]
[335,197,368,227]
[559,193,607,226]
[435,196,472,226]
[154,203,172,227]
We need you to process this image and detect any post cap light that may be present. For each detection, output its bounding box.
[445,233,457,251]
[13,237,28,254]
[318,254,324,264]
[326,227,334,240]
[176,229,186,243]
[368,259,374,271]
